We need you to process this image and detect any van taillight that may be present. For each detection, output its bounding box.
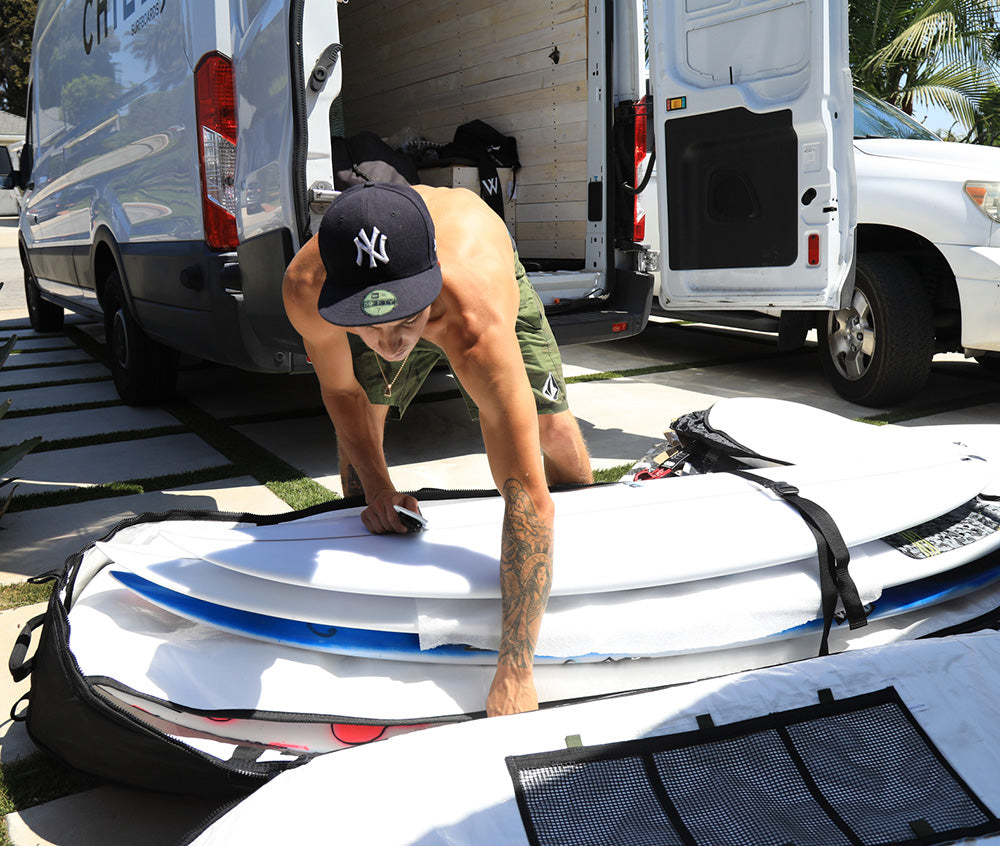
[195,53,238,251]
[632,97,650,242]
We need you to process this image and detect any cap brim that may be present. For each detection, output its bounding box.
[318,263,443,327]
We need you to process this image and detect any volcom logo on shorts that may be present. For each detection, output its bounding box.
[542,373,560,403]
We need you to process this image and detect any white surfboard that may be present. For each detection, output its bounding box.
[95,494,1000,657]
[107,553,1000,663]
[155,450,989,598]
[70,559,1000,724]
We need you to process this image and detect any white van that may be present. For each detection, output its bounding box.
[1,0,853,405]
[648,88,1000,406]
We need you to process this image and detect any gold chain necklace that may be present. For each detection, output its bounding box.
[375,349,413,398]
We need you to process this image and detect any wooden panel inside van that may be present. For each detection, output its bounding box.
[337,0,589,260]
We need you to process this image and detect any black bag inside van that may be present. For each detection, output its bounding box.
[440,120,520,219]
[332,131,419,189]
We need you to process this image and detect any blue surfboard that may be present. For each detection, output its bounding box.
[110,555,1000,664]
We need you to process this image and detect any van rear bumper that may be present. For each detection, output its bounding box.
[547,269,654,346]
[113,232,304,373]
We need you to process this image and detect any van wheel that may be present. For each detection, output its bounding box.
[103,271,179,405]
[819,253,933,406]
[24,262,64,332]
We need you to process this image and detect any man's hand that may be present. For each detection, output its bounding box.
[486,664,539,717]
[362,488,422,534]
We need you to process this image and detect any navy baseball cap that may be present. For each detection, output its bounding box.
[317,182,443,326]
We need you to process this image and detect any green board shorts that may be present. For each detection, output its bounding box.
[349,254,570,422]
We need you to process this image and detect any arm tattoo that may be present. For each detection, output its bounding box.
[342,462,364,499]
[498,478,553,670]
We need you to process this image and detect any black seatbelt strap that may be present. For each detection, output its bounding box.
[733,469,868,656]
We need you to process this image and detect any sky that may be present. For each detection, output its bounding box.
[916,103,965,136]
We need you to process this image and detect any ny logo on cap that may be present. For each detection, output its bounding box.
[354,226,390,269]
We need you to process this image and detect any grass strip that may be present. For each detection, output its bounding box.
[858,387,1000,426]
[164,400,338,511]
[4,400,122,420]
[0,580,53,611]
[2,375,110,392]
[0,424,188,455]
[48,325,338,510]
[0,753,102,844]
[3,356,94,373]
[6,466,240,513]
[592,463,633,484]
[6,346,85,357]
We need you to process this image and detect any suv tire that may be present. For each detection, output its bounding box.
[819,252,933,406]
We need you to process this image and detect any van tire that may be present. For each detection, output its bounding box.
[819,252,933,406]
[24,262,64,332]
[103,271,179,405]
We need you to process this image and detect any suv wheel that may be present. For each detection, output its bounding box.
[24,260,64,332]
[103,270,179,405]
[819,252,933,406]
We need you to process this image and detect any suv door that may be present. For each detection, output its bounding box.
[647,0,855,310]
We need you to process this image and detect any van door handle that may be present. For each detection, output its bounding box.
[309,43,342,92]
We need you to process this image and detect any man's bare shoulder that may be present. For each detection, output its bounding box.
[414,185,508,244]
[282,235,332,337]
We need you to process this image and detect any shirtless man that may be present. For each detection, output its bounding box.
[283,181,592,716]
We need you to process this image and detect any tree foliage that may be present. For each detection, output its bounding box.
[849,0,1000,132]
[963,84,1000,145]
[0,0,36,116]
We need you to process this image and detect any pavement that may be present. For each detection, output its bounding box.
[0,211,999,843]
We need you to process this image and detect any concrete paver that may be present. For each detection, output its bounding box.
[4,381,121,412]
[176,366,323,419]
[5,349,95,367]
[560,318,781,376]
[0,604,47,765]
[3,338,79,352]
[1,406,180,447]
[238,401,497,496]
[901,404,1000,426]
[13,434,232,496]
[5,788,223,846]
[0,362,109,390]
[0,476,289,582]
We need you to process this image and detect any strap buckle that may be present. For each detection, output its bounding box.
[771,481,800,497]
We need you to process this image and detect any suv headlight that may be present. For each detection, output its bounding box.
[964,181,1000,223]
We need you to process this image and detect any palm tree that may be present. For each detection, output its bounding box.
[850,0,1000,128]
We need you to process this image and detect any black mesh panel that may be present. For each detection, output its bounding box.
[508,688,998,846]
[787,701,991,843]
[652,731,851,846]
[516,757,685,846]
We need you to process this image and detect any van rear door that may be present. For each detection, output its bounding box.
[647,0,854,310]
[230,0,341,358]
[231,0,340,247]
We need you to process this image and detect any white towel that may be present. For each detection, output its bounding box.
[417,550,884,658]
